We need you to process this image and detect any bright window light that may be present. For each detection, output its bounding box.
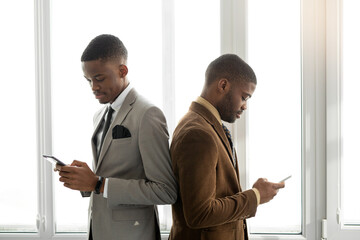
[247,0,302,234]
[174,0,220,124]
[0,0,37,232]
[342,0,360,226]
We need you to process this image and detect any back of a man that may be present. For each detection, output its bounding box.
[169,54,285,240]
[170,107,257,240]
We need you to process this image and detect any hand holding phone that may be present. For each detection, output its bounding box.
[43,155,66,166]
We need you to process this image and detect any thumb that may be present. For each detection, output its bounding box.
[70,160,86,167]
[272,182,285,189]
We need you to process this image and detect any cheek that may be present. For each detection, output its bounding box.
[233,97,242,110]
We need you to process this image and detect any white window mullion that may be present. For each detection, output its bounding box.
[162,0,176,135]
[220,0,249,191]
[34,0,54,239]
[161,1,175,239]
[302,0,326,239]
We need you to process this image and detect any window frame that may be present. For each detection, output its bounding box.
[3,0,360,239]
[326,0,360,239]
[228,0,325,239]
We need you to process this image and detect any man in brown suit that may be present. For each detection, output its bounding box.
[169,54,285,240]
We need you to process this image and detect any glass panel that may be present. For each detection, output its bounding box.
[247,0,302,234]
[159,0,220,232]
[51,0,162,232]
[174,0,220,124]
[342,0,360,226]
[0,0,37,232]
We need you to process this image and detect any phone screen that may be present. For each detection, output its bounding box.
[43,155,66,166]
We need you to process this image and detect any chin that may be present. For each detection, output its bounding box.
[228,119,236,124]
[98,99,109,104]
[223,116,236,123]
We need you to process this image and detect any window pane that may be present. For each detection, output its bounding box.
[157,1,221,232]
[247,0,302,234]
[0,1,37,232]
[342,0,360,226]
[51,0,162,232]
[174,0,220,124]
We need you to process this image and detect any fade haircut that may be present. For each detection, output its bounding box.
[81,34,128,62]
[205,54,257,86]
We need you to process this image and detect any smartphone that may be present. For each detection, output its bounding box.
[279,175,292,183]
[43,155,66,166]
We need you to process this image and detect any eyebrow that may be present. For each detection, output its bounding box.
[244,93,252,99]
[83,73,103,80]
[93,74,103,78]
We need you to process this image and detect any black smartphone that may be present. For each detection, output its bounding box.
[43,155,66,166]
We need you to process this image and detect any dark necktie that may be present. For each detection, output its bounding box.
[222,123,236,167]
[99,106,114,153]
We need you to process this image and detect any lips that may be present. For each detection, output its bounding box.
[236,110,243,118]
[94,92,105,99]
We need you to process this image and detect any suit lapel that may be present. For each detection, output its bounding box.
[95,89,137,171]
[189,102,235,164]
[91,107,107,166]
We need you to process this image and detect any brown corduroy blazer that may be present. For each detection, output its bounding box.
[169,102,258,240]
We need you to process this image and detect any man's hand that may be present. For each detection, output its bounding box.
[252,178,285,204]
[57,160,98,192]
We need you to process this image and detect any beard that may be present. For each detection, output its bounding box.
[217,90,238,123]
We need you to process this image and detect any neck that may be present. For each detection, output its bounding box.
[200,92,218,110]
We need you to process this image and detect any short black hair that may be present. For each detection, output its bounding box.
[81,34,128,62]
[205,54,257,86]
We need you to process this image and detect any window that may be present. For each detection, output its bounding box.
[341,0,360,226]
[327,0,360,239]
[174,0,220,125]
[0,0,37,233]
[2,0,360,239]
[246,0,302,234]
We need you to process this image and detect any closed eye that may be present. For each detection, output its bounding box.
[242,96,250,101]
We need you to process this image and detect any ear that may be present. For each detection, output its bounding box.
[118,64,128,78]
[217,78,230,94]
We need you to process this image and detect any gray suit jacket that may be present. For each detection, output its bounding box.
[86,88,177,240]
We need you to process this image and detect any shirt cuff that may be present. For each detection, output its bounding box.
[252,188,260,206]
[103,178,109,198]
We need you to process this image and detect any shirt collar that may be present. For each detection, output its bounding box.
[110,82,133,112]
[195,96,222,125]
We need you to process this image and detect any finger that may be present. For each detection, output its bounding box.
[71,160,85,167]
[64,181,83,191]
[58,171,73,178]
[272,182,285,189]
[59,175,73,182]
[64,182,75,190]
[59,176,67,183]
[60,165,78,173]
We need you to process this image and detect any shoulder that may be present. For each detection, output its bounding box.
[132,92,165,120]
[172,113,217,149]
[170,115,219,166]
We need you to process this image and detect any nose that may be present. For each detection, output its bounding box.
[241,102,248,111]
[91,80,100,91]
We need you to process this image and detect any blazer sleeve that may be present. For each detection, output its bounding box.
[106,106,178,207]
[172,129,257,229]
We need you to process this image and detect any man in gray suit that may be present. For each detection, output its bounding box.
[57,34,177,240]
